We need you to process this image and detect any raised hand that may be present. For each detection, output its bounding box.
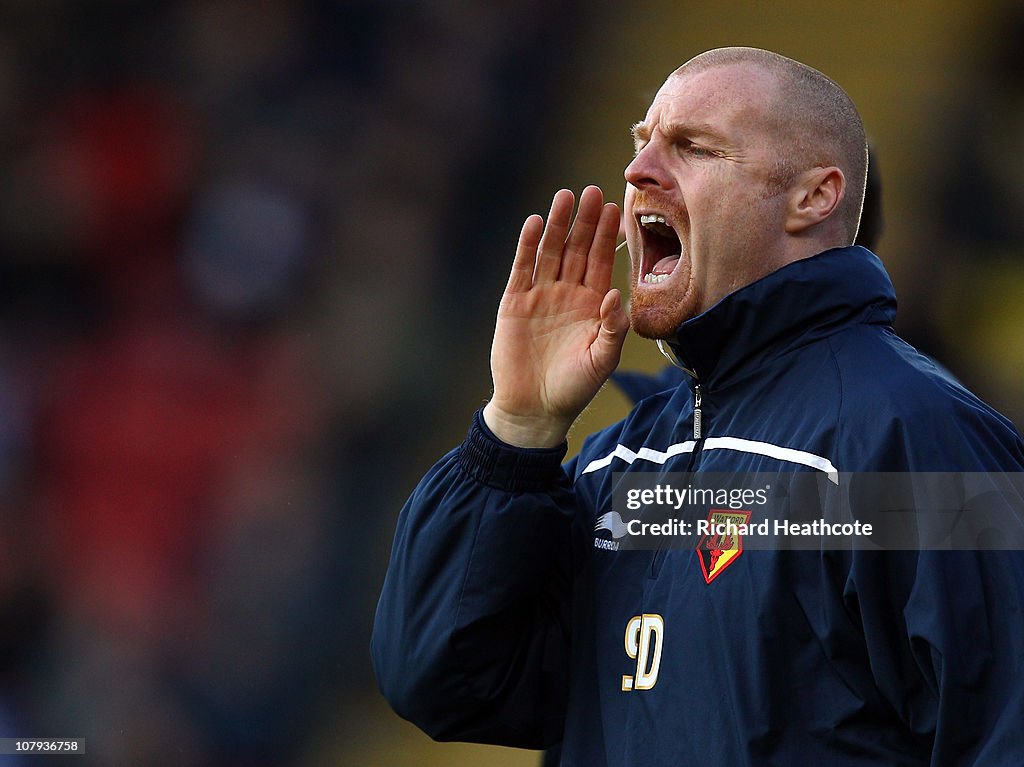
[483,186,629,448]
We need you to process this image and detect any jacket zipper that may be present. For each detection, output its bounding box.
[654,340,704,442]
[650,380,705,578]
[693,384,703,440]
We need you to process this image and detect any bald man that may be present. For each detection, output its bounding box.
[373,48,1024,765]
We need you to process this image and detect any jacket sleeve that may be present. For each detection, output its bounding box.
[845,403,1024,765]
[370,409,578,749]
[911,550,1024,766]
[848,549,1024,766]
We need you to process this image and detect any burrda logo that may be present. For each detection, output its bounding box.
[594,511,627,551]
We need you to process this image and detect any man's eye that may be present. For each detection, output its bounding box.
[682,143,714,158]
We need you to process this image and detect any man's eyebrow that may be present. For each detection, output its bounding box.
[671,122,728,144]
[631,120,729,145]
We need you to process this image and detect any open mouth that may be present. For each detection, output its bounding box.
[638,213,682,285]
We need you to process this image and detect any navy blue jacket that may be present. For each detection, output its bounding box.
[372,247,1024,765]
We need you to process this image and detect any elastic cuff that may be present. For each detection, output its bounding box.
[459,409,568,492]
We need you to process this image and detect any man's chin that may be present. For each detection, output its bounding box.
[628,299,692,340]
[628,263,698,339]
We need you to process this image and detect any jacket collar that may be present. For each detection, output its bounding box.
[666,246,897,388]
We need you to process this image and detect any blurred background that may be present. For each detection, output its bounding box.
[0,1,1021,765]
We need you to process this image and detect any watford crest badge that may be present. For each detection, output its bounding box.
[697,509,751,584]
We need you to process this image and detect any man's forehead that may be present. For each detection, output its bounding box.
[643,63,776,124]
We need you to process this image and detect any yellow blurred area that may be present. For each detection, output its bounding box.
[303,695,539,767]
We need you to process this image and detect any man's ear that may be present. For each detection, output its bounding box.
[785,166,845,234]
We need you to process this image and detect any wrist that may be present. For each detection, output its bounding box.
[482,402,572,449]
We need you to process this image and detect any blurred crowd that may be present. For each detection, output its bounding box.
[0,1,574,764]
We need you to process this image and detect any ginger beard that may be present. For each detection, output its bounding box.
[626,190,702,340]
[625,176,788,340]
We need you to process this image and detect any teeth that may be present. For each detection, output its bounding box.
[640,214,667,227]
[642,273,670,284]
[640,214,676,239]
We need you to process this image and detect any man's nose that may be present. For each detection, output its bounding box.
[624,141,670,190]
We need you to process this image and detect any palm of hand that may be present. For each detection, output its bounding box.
[492,280,612,421]
[484,186,629,448]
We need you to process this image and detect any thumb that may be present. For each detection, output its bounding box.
[593,289,630,374]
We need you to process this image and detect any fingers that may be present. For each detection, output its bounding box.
[558,186,605,284]
[583,201,622,291]
[511,187,621,291]
[506,214,544,294]
[533,189,575,283]
[593,288,630,376]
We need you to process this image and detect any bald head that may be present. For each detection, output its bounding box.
[674,47,868,244]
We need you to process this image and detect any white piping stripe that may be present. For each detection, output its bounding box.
[581,441,696,474]
[703,436,839,484]
[579,435,839,484]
